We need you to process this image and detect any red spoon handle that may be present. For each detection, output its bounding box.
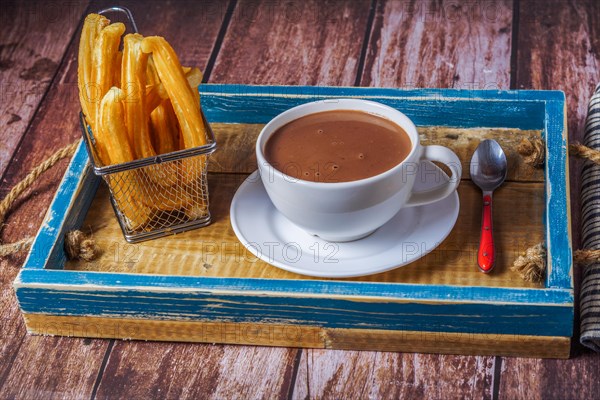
[478,194,495,273]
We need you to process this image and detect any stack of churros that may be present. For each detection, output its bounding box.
[78,13,211,234]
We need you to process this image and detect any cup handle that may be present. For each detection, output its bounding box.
[405,145,462,207]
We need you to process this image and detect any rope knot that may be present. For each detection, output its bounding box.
[517,137,545,168]
[65,230,100,261]
[511,243,546,282]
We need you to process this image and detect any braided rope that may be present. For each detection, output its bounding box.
[570,143,600,164]
[0,140,80,225]
[514,134,600,281]
[0,140,98,260]
[0,237,35,258]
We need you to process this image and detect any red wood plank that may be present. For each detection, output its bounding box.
[0,1,94,391]
[361,0,513,89]
[0,0,228,397]
[500,1,600,396]
[0,263,27,384]
[0,335,109,399]
[210,0,372,85]
[0,0,89,177]
[95,342,298,399]
[292,350,495,400]
[514,0,599,248]
[499,354,600,400]
[292,1,513,397]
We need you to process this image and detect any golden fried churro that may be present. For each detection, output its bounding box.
[78,13,109,123]
[141,36,207,149]
[145,67,203,115]
[92,22,126,141]
[99,88,151,230]
[121,33,152,158]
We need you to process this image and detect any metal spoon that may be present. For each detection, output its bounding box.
[470,139,507,273]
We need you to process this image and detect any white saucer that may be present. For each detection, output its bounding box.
[230,161,459,278]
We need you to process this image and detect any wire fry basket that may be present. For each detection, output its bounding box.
[80,112,217,243]
[78,6,217,243]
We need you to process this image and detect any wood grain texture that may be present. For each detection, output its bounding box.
[67,175,544,289]
[0,0,230,397]
[323,328,569,359]
[515,0,600,249]
[88,0,231,67]
[24,315,325,348]
[21,314,571,359]
[498,354,600,400]
[210,0,371,85]
[0,258,27,385]
[361,0,513,89]
[94,340,299,400]
[0,0,93,390]
[0,0,89,177]
[0,334,108,400]
[293,350,495,400]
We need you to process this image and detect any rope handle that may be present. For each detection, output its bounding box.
[513,137,600,282]
[0,140,80,225]
[0,140,98,260]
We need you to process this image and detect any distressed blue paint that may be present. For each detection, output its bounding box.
[16,269,573,305]
[15,287,573,336]
[22,142,99,270]
[198,84,558,129]
[544,96,573,288]
[199,84,566,102]
[15,270,573,306]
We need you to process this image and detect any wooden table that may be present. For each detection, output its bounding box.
[1,0,598,398]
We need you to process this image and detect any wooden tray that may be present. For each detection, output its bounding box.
[14,85,573,358]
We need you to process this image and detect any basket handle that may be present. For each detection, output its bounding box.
[97,6,138,33]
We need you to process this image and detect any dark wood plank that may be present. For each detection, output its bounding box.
[292,0,514,397]
[0,1,94,391]
[499,354,600,400]
[0,0,229,397]
[0,0,89,177]
[515,0,599,248]
[95,0,231,67]
[0,335,108,399]
[361,0,513,89]
[292,350,494,399]
[96,342,298,399]
[210,0,372,85]
[0,261,27,385]
[499,1,600,396]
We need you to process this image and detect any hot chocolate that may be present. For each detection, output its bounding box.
[264,110,412,183]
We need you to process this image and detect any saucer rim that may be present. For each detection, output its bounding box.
[230,168,460,278]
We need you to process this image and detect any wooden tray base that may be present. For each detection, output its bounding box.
[23,314,570,359]
[66,125,545,289]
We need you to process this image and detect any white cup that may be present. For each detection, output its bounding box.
[256,99,462,242]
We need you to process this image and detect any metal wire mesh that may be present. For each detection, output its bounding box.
[80,112,216,243]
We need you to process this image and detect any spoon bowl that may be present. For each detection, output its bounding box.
[470,140,507,191]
